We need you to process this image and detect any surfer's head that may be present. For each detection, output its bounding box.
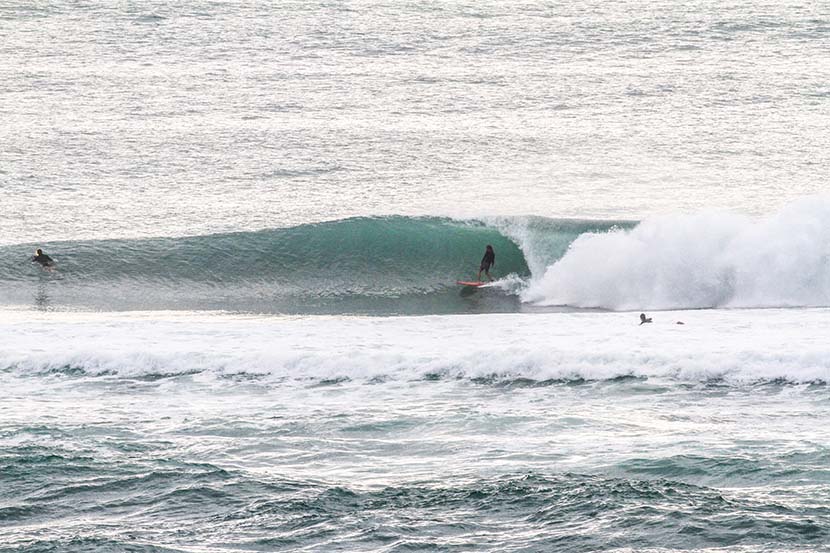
[486,245,493,252]
[36,248,43,256]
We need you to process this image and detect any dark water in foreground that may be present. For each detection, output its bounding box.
[2,308,829,552]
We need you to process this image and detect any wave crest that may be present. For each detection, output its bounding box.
[524,196,830,310]
[0,216,617,314]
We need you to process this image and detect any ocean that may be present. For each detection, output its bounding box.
[2,1,830,552]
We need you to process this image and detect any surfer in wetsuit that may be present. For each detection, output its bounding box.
[31,248,54,268]
[639,313,652,325]
[477,245,495,282]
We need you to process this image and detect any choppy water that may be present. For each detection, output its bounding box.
[2,310,830,552]
[3,1,830,552]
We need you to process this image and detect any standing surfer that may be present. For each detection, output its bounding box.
[477,245,495,282]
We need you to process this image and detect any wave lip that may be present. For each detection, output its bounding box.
[6,195,830,314]
[0,216,621,314]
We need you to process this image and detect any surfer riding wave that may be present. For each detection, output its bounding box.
[477,245,495,282]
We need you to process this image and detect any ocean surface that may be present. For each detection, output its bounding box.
[2,1,830,552]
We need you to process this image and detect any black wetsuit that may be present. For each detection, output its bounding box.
[480,250,495,271]
[32,253,54,266]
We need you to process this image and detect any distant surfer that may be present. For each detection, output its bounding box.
[639,313,652,325]
[31,248,55,269]
[477,245,495,282]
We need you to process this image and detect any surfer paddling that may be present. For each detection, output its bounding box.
[31,248,55,268]
[477,245,495,282]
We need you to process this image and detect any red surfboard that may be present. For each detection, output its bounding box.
[456,281,488,287]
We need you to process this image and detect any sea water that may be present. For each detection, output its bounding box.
[2,1,830,552]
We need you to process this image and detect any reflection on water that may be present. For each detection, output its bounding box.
[34,281,50,311]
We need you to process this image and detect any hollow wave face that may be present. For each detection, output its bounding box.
[523,196,830,310]
[7,196,830,314]
[0,216,623,314]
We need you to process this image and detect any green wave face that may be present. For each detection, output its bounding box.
[0,216,630,314]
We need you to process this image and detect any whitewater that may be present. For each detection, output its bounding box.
[5,158,830,553]
[4,308,830,384]
[3,0,830,552]
[6,197,830,314]
[3,307,830,552]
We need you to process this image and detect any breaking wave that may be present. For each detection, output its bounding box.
[5,196,830,313]
[0,216,623,314]
[523,196,830,310]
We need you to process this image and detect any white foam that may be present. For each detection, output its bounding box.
[2,308,830,385]
[522,196,830,310]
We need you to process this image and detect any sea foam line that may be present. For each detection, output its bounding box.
[3,309,830,385]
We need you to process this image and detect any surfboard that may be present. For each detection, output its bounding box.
[456,281,488,287]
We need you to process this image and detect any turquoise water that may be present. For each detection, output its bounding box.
[2,1,830,552]
[1,216,631,314]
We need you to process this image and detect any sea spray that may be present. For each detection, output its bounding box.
[524,196,830,310]
[7,198,830,314]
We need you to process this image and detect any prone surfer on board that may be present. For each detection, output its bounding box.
[32,248,54,268]
[477,245,495,282]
